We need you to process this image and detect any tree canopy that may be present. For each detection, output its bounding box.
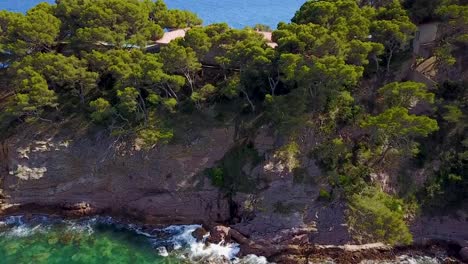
[0,0,464,247]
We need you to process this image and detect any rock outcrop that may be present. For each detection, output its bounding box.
[0,126,235,224]
[1,123,467,263]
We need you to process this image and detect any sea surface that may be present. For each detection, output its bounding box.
[0,215,266,264]
[0,0,305,28]
[0,215,449,264]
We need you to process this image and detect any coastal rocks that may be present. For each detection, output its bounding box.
[191,226,208,242]
[127,191,230,224]
[61,202,97,217]
[208,225,231,244]
[460,247,468,262]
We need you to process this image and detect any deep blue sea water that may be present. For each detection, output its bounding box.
[0,0,305,28]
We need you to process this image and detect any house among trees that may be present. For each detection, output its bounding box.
[412,22,440,58]
[409,22,440,87]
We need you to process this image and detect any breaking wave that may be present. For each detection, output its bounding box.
[0,215,269,264]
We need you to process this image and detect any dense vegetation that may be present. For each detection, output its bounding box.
[0,0,466,246]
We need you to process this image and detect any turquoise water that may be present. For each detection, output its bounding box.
[0,216,180,263]
[0,216,448,264]
[0,0,304,28]
[0,216,256,264]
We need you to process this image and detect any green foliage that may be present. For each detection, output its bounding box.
[274,141,301,172]
[162,98,178,113]
[362,107,438,163]
[207,167,224,187]
[363,107,439,139]
[292,0,372,40]
[442,105,463,123]
[318,189,332,201]
[157,9,202,29]
[348,187,413,245]
[0,0,466,233]
[208,144,262,194]
[117,87,140,116]
[89,98,114,123]
[137,127,173,150]
[264,91,307,134]
[378,81,434,109]
[370,1,417,74]
[252,24,272,32]
[55,0,166,48]
[314,138,351,172]
[435,44,457,67]
[0,4,60,60]
[14,53,99,104]
[183,27,211,58]
[418,81,467,211]
[160,42,201,92]
[7,67,57,117]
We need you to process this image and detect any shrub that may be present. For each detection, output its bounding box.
[347,187,413,246]
[208,167,224,187]
[318,189,331,201]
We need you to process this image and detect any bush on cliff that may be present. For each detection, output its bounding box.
[347,187,413,246]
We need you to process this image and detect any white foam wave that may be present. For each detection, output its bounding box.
[0,215,271,263]
[159,224,242,262]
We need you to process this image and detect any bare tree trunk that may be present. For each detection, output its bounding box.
[241,88,255,112]
[371,145,391,167]
[268,69,280,96]
[137,91,148,125]
[386,48,394,77]
[79,84,85,105]
[372,54,380,74]
[183,71,194,93]
[167,86,179,100]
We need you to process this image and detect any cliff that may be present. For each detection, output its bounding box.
[0,122,466,262]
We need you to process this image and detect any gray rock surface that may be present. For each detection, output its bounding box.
[0,127,235,224]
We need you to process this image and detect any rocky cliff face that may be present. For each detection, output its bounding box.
[0,126,235,224]
[1,123,465,255]
[0,123,353,245]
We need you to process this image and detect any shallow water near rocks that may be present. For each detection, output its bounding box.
[0,215,449,264]
[0,215,267,264]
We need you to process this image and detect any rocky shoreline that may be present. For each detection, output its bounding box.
[1,128,467,263]
[0,202,465,263]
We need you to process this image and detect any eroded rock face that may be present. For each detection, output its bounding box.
[233,125,352,246]
[0,127,235,224]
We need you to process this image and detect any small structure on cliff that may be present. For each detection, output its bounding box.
[409,23,440,87]
[413,22,440,58]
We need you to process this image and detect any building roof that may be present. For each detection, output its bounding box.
[155,28,279,48]
[256,31,278,48]
[156,29,187,44]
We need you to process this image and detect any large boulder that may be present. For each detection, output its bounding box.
[208,225,231,244]
[459,247,468,262]
[191,227,208,242]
